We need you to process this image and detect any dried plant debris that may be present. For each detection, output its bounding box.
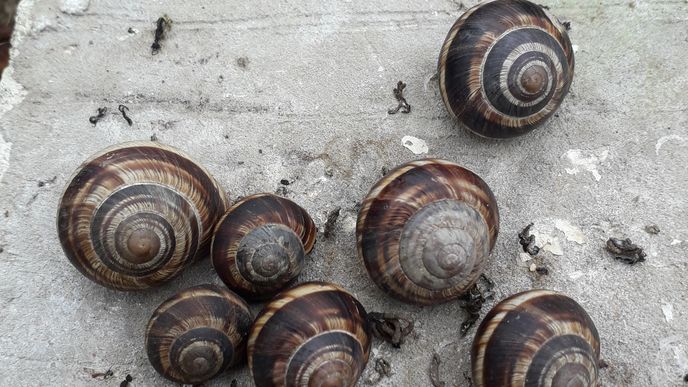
[151,15,172,55]
[89,107,108,125]
[518,223,540,256]
[381,166,389,176]
[683,373,688,382]
[459,274,495,337]
[562,20,572,30]
[86,368,114,380]
[280,179,291,186]
[118,105,133,126]
[606,238,646,265]
[367,312,414,348]
[644,224,660,235]
[119,374,133,387]
[323,207,341,238]
[388,81,411,114]
[237,56,250,68]
[366,358,392,384]
[37,176,57,187]
[598,359,609,369]
[150,134,158,142]
[429,353,446,387]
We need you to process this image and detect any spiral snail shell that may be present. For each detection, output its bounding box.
[357,159,499,305]
[438,0,575,138]
[472,290,600,387]
[211,193,316,300]
[248,282,371,387]
[57,142,228,290]
[145,284,253,384]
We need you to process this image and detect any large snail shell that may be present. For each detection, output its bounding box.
[211,193,316,300]
[248,282,371,387]
[438,0,575,138]
[472,290,600,387]
[57,142,228,290]
[145,284,253,384]
[357,159,499,305]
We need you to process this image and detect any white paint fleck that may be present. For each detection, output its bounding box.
[531,230,564,256]
[529,263,537,272]
[655,135,686,155]
[554,219,586,244]
[569,271,584,280]
[671,239,682,246]
[662,303,674,322]
[59,0,90,15]
[401,136,429,155]
[562,148,609,181]
[572,44,579,53]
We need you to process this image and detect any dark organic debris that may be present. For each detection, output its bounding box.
[119,374,133,387]
[238,161,244,165]
[644,224,660,235]
[598,359,609,369]
[237,56,250,68]
[366,357,392,384]
[280,179,291,186]
[89,107,108,125]
[429,353,446,387]
[518,223,540,256]
[381,166,389,176]
[118,105,133,126]
[258,149,263,154]
[367,312,414,348]
[459,274,495,337]
[231,379,238,387]
[388,81,411,114]
[323,207,341,238]
[150,134,158,142]
[324,167,334,177]
[37,176,57,187]
[606,238,646,265]
[562,20,572,30]
[127,27,136,34]
[275,186,289,196]
[151,15,172,55]
[535,266,549,275]
[539,4,551,10]
[683,373,688,382]
[88,368,114,380]
[463,371,473,384]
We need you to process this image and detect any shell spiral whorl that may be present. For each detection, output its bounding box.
[438,0,575,138]
[57,142,228,290]
[145,285,253,385]
[471,290,601,387]
[357,159,499,305]
[212,193,316,300]
[248,282,371,387]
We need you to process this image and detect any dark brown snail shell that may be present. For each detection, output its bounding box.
[57,142,228,290]
[248,282,371,387]
[145,284,253,385]
[357,159,499,305]
[211,193,316,300]
[438,0,575,138]
[472,289,600,387]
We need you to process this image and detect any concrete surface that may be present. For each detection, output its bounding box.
[1,0,687,386]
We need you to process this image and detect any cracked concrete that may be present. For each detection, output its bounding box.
[0,0,687,386]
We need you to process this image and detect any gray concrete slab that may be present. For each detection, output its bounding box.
[1,0,687,385]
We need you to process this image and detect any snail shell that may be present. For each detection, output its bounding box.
[357,159,499,305]
[211,193,316,300]
[248,282,371,387]
[57,142,228,290]
[472,289,600,387]
[145,284,253,384]
[438,0,575,138]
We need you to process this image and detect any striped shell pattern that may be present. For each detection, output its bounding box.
[57,142,228,290]
[357,159,499,305]
[438,0,575,138]
[145,285,253,384]
[248,282,371,387]
[472,290,600,387]
[212,193,316,300]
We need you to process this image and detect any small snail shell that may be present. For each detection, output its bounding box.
[357,159,499,305]
[145,285,253,384]
[438,0,575,138]
[57,142,228,290]
[248,282,371,387]
[211,193,316,300]
[472,289,600,387]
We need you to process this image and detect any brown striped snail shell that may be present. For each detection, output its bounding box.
[438,0,575,138]
[57,142,228,290]
[248,282,371,387]
[472,289,600,387]
[357,159,499,305]
[211,193,316,300]
[145,284,253,384]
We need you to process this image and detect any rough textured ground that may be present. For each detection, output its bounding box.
[1,0,687,386]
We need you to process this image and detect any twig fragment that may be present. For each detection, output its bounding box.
[606,238,646,265]
[367,312,414,348]
[118,105,133,126]
[89,107,107,125]
[151,15,172,55]
[429,353,446,387]
[388,81,411,114]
